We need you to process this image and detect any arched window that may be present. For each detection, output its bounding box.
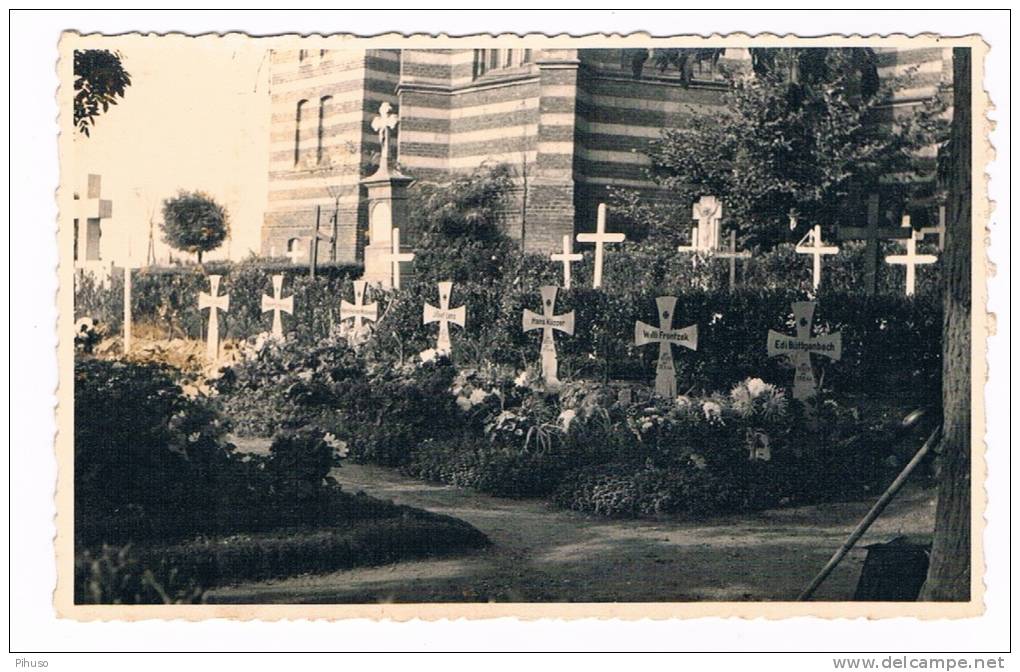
[317,95,332,164]
[294,99,308,165]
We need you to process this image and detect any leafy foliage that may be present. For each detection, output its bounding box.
[160,191,230,262]
[73,49,131,136]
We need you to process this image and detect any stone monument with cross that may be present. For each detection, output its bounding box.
[576,203,626,289]
[691,195,723,251]
[339,279,378,344]
[73,174,114,280]
[767,301,842,402]
[634,296,698,399]
[885,215,938,296]
[550,234,582,290]
[361,102,415,288]
[522,286,575,385]
[836,194,911,295]
[423,281,466,355]
[261,274,294,341]
[795,223,839,290]
[199,275,230,362]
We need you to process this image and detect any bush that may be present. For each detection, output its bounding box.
[74,544,205,605]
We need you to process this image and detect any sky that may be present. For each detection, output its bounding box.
[71,36,271,265]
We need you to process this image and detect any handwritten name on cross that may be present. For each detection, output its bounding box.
[423,281,466,355]
[634,296,698,399]
[371,102,399,174]
[522,286,575,385]
[916,205,946,251]
[715,230,752,291]
[261,274,294,341]
[340,280,378,335]
[836,194,911,295]
[198,275,230,361]
[386,227,415,290]
[550,234,582,289]
[576,203,625,289]
[767,301,842,401]
[795,224,839,290]
[885,215,938,296]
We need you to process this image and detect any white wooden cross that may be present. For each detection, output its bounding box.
[386,227,415,290]
[198,275,230,361]
[550,234,582,289]
[261,274,294,341]
[885,216,938,297]
[371,102,399,174]
[795,224,839,290]
[767,301,842,402]
[576,203,625,289]
[423,281,466,355]
[340,280,379,335]
[715,230,752,291]
[522,286,575,385]
[692,195,723,250]
[634,296,698,399]
[916,205,946,251]
[74,174,113,263]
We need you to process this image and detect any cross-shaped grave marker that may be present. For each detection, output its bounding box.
[836,194,911,295]
[74,174,113,264]
[286,239,307,265]
[715,230,752,291]
[767,301,842,402]
[634,296,698,399]
[261,274,294,341]
[550,234,583,289]
[386,227,415,290]
[576,203,625,289]
[522,286,575,385]
[371,102,399,174]
[340,279,379,338]
[916,205,946,251]
[198,275,230,361]
[885,215,938,297]
[795,224,840,290]
[423,281,466,355]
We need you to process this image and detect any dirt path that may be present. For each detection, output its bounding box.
[207,460,935,604]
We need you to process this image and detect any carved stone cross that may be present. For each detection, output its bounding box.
[576,203,625,289]
[885,215,938,296]
[550,234,582,289]
[714,230,752,291]
[795,224,839,290]
[634,296,698,399]
[522,286,575,385]
[767,301,842,401]
[340,279,378,334]
[371,101,399,174]
[261,274,294,341]
[836,194,911,295]
[423,281,466,355]
[386,227,415,290]
[692,195,723,250]
[198,275,230,361]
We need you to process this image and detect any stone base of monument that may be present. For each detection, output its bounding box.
[853,535,932,601]
[362,244,393,288]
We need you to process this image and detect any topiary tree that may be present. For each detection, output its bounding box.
[160,191,229,263]
[611,48,949,251]
[74,49,131,137]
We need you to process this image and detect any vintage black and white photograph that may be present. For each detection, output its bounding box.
[56,30,985,618]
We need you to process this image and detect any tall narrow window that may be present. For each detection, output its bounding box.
[488,49,500,71]
[298,49,307,63]
[317,95,332,164]
[503,49,514,68]
[294,99,308,166]
[522,49,533,64]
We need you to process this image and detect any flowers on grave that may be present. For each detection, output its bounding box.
[701,400,723,423]
[74,316,106,353]
[418,348,438,364]
[729,377,787,419]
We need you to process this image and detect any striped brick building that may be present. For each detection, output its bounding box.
[262,46,951,261]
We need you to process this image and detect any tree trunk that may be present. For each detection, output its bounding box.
[919,47,972,601]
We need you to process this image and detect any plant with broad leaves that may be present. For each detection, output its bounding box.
[74,49,131,136]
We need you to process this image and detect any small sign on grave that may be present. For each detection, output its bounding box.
[198,275,230,361]
[766,301,842,402]
[423,281,466,355]
[522,286,575,385]
[634,296,698,399]
[261,274,294,341]
[576,203,625,289]
[339,280,378,343]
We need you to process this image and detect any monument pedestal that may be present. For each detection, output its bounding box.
[360,169,414,289]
